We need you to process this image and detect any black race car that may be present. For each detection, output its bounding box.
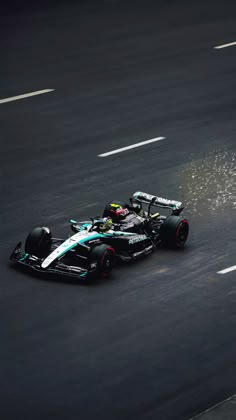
[10,191,189,281]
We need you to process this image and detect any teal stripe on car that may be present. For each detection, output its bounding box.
[78,234,104,244]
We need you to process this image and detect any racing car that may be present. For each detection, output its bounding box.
[10,191,189,281]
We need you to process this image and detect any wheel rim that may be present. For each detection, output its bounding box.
[101,248,115,276]
[176,220,189,247]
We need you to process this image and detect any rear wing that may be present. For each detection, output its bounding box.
[130,191,183,214]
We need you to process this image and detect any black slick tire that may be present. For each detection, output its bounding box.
[161,216,189,248]
[25,227,52,258]
[88,244,116,280]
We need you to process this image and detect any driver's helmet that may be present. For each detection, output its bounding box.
[103,202,130,221]
[96,217,113,233]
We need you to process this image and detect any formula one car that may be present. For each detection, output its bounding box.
[10,191,189,281]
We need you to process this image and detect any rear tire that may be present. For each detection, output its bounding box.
[88,244,116,280]
[25,227,52,258]
[161,216,189,248]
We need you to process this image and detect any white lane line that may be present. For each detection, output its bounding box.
[0,89,55,104]
[98,136,165,157]
[217,265,236,274]
[214,41,236,49]
[189,394,236,419]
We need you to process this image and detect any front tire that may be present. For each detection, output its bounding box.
[161,216,189,248]
[88,244,116,280]
[25,227,52,258]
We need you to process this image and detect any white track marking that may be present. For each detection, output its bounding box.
[217,265,236,274]
[214,41,236,49]
[189,394,236,419]
[98,136,165,157]
[0,89,55,104]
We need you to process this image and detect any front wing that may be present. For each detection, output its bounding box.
[10,242,90,279]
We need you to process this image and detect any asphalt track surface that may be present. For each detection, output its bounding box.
[1,1,236,419]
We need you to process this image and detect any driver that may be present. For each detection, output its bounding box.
[95,217,113,233]
[103,201,145,233]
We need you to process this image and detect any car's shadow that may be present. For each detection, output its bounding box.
[9,260,120,287]
[9,243,191,288]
